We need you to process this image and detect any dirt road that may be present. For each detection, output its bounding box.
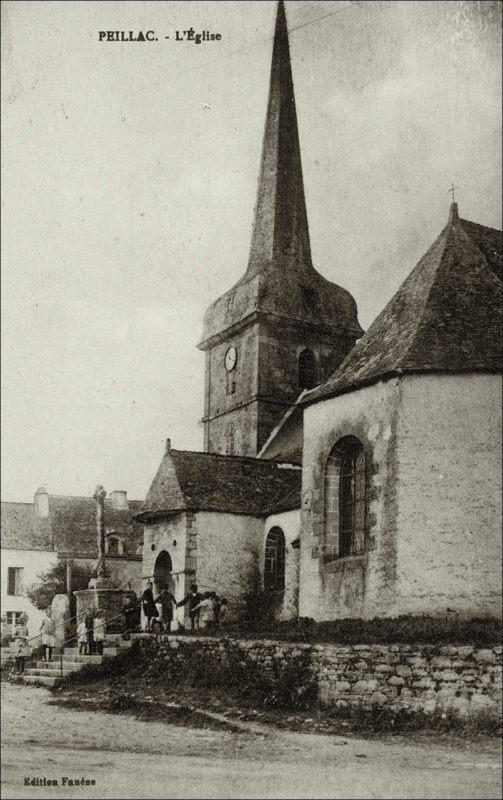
[1,684,501,799]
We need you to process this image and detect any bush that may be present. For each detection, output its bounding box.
[55,637,320,712]
[26,557,95,616]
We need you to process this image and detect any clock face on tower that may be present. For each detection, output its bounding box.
[224,346,237,372]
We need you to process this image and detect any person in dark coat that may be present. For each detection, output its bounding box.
[84,610,95,655]
[177,584,202,630]
[154,587,177,634]
[141,581,159,632]
[122,596,137,640]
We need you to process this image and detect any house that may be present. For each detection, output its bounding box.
[1,487,143,637]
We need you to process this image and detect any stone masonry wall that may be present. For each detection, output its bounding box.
[157,635,502,719]
[300,379,400,621]
[194,511,263,619]
[394,374,502,618]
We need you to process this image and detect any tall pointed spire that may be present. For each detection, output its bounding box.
[246,0,313,278]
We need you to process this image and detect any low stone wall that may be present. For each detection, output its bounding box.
[158,635,502,719]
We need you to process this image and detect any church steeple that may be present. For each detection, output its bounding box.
[199,0,363,458]
[246,0,313,278]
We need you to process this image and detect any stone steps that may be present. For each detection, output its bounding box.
[20,632,136,687]
[35,660,81,671]
[23,675,58,687]
[21,638,122,686]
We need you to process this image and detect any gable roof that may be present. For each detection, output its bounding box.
[137,448,301,521]
[304,205,502,405]
[1,495,143,556]
[49,496,143,556]
[1,503,53,551]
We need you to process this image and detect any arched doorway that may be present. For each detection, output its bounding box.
[264,527,286,593]
[153,550,175,596]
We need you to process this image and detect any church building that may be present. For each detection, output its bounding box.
[137,1,502,625]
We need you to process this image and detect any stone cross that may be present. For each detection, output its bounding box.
[448,182,457,202]
[92,484,108,582]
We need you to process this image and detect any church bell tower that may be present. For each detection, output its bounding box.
[198,0,362,457]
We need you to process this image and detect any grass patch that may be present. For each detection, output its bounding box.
[321,702,502,738]
[48,691,246,733]
[210,614,502,646]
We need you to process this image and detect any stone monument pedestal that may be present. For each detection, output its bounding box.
[74,588,135,633]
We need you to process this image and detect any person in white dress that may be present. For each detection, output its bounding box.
[192,592,215,630]
[40,609,56,662]
[93,611,106,655]
[11,614,30,675]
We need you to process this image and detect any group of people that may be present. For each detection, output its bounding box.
[8,582,230,676]
[140,582,228,634]
[76,609,106,655]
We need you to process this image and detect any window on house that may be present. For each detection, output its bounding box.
[6,611,23,629]
[7,567,23,596]
[108,538,119,556]
[225,422,236,455]
[298,349,317,390]
[324,436,367,561]
[264,527,286,592]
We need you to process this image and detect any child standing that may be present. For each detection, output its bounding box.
[77,617,87,654]
[40,609,56,663]
[93,610,106,655]
[12,614,30,674]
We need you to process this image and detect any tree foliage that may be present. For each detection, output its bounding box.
[25,557,95,612]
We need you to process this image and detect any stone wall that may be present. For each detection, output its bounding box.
[195,511,263,619]
[300,373,502,621]
[203,318,355,457]
[300,379,400,620]
[394,374,502,618]
[141,511,263,623]
[156,635,502,719]
[141,513,190,628]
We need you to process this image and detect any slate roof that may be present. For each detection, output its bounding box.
[258,402,304,466]
[1,495,143,556]
[199,1,362,348]
[137,448,302,521]
[0,503,53,551]
[304,205,502,405]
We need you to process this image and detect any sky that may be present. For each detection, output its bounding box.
[1,0,501,503]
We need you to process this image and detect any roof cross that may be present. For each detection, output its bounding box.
[448,182,458,202]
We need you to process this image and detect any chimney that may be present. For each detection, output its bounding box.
[165,438,172,455]
[110,490,128,510]
[34,487,49,518]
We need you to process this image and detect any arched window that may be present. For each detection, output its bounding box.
[324,436,367,560]
[264,527,286,592]
[298,349,317,390]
